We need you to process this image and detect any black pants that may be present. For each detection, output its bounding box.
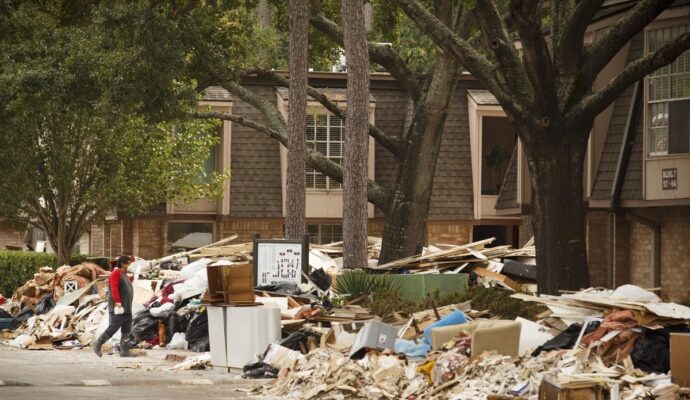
[102,312,132,341]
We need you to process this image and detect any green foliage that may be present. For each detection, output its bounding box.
[366,285,544,320]
[367,289,418,317]
[267,0,343,71]
[366,288,467,319]
[0,251,107,297]
[334,269,401,297]
[0,1,240,259]
[457,286,545,320]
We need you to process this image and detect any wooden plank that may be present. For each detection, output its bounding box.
[468,265,521,291]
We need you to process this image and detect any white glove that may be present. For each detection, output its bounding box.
[114,304,124,315]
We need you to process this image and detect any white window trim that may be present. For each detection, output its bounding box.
[644,19,690,159]
[277,90,376,219]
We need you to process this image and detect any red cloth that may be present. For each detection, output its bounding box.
[109,268,122,304]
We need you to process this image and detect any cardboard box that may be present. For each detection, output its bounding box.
[207,262,254,305]
[671,332,690,388]
[539,378,604,400]
[349,320,398,359]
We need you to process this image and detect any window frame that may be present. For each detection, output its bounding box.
[306,222,343,244]
[166,221,215,254]
[305,112,344,191]
[645,19,690,158]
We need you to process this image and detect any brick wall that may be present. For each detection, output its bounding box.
[0,221,22,249]
[106,221,122,258]
[628,219,653,289]
[132,219,166,260]
[368,219,385,239]
[586,211,609,287]
[121,219,133,256]
[90,223,105,256]
[628,206,690,301]
[426,221,473,245]
[614,216,631,287]
[219,218,284,243]
[587,206,690,301]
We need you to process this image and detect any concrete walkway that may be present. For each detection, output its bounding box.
[0,345,269,399]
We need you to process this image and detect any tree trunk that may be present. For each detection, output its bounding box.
[285,0,308,240]
[378,54,459,264]
[525,129,590,294]
[341,0,369,269]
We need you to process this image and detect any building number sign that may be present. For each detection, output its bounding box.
[662,168,678,191]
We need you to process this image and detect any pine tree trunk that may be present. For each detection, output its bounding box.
[341,0,369,269]
[526,129,590,294]
[285,0,308,240]
[378,54,459,264]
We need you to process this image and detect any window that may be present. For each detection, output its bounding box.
[481,117,516,195]
[307,223,343,244]
[648,25,690,156]
[167,222,214,254]
[306,113,343,189]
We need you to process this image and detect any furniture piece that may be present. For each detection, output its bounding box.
[207,304,281,370]
[430,319,521,357]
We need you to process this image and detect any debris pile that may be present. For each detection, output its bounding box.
[249,285,690,399]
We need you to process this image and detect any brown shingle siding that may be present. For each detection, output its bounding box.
[428,82,478,220]
[591,32,644,201]
[229,85,283,218]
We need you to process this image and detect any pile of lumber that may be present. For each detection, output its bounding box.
[371,238,535,272]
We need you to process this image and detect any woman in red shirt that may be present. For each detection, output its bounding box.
[93,255,135,357]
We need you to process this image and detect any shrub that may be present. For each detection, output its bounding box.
[456,285,545,320]
[334,269,401,297]
[0,251,109,297]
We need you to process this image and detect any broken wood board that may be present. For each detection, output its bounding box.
[468,265,520,291]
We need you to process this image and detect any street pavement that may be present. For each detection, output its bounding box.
[0,345,268,400]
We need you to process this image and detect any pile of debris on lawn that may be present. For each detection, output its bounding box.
[246,284,690,400]
[3,233,689,398]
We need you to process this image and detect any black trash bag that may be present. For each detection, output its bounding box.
[309,268,332,291]
[176,312,192,334]
[0,309,11,319]
[34,292,55,315]
[185,309,210,352]
[159,260,181,271]
[255,282,301,295]
[131,310,159,342]
[243,361,279,379]
[532,322,600,356]
[631,325,690,373]
[11,307,34,327]
[279,329,322,354]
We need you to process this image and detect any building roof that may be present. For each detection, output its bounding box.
[467,90,499,106]
[202,86,232,102]
[276,87,376,103]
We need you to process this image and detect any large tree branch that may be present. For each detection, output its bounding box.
[509,0,558,113]
[220,80,287,131]
[569,32,690,123]
[246,69,404,158]
[579,0,675,88]
[472,1,532,103]
[192,111,391,210]
[309,0,422,98]
[554,0,605,78]
[391,0,533,123]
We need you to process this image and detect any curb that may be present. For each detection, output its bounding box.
[0,377,273,388]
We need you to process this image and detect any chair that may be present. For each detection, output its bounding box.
[430,319,521,357]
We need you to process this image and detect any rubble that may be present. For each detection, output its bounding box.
[248,285,690,400]
[3,234,690,399]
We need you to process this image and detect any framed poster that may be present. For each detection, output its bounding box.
[253,239,308,286]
